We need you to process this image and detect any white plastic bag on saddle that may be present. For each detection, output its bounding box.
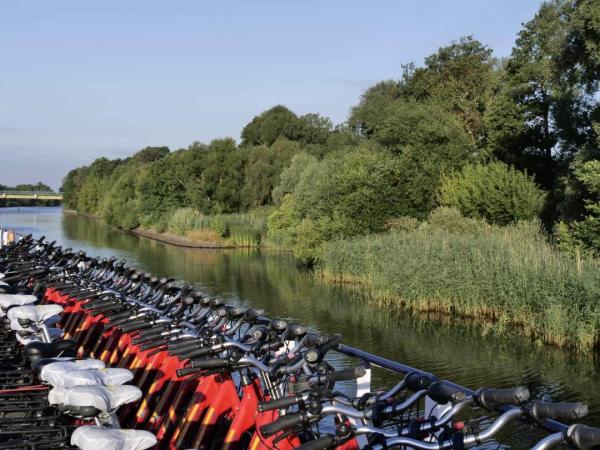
[49,384,142,412]
[0,294,38,315]
[40,359,106,384]
[71,426,157,450]
[7,304,63,322]
[43,366,133,389]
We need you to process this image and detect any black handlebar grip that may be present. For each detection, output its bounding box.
[119,319,151,333]
[428,381,466,404]
[567,424,600,450]
[325,366,367,383]
[167,338,195,350]
[318,334,342,355]
[260,412,304,437]
[106,310,134,323]
[477,387,530,409]
[295,436,336,450]
[132,329,165,344]
[303,333,322,348]
[176,367,204,377]
[530,401,588,422]
[405,372,437,391]
[139,339,166,352]
[190,357,229,370]
[184,346,219,360]
[244,308,264,323]
[258,395,300,412]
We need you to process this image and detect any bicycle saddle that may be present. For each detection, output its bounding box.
[0,294,38,314]
[71,426,157,450]
[37,358,105,381]
[23,339,77,363]
[42,365,133,389]
[49,384,142,414]
[15,327,64,345]
[7,304,63,322]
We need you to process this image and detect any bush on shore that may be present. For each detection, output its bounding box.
[438,162,546,225]
[166,207,270,247]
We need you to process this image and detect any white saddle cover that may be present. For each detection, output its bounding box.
[0,294,38,314]
[7,304,63,322]
[44,367,133,389]
[40,359,106,383]
[49,384,142,412]
[71,426,157,450]
[15,327,64,345]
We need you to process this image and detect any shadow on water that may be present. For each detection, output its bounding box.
[3,207,600,435]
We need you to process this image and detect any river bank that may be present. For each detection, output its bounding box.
[130,227,236,249]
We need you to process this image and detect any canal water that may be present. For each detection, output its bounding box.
[2,206,599,445]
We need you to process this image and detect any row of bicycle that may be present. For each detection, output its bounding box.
[0,233,599,450]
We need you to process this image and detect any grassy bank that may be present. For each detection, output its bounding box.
[159,207,271,248]
[318,210,600,351]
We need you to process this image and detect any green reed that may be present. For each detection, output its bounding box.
[318,219,600,351]
[167,207,269,247]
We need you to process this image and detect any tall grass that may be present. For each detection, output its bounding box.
[318,211,600,351]
[166,207,269,247]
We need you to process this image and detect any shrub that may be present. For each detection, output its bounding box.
[269,144,408,262]
[438,162,546,225]
[425,207,490,234]
[272,152,318,205]
[385,216,419,232]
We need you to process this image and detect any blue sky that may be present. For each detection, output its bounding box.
[0,1,542,189]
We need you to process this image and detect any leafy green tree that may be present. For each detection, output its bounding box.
[269,144,406,262]
[367,101,475,218]
[241,106,300,146]
[240,138,301,210]
[101,162,142,229]
[133,146,170,163]
[75,157,122,214]
[241,106,334,146]
[61,168,87,209]
[483,87,528,165]
[348,80,403,136]
[503,1,592,171]
[136,155,189,224]
[371,100,474,155]
[294,113,334,145]
[438,162,546,225]
[272,152,318,205]
[13,182,52,191]
[399,36,497,143]
[558,158,600,254]
[569,0,600,86]
[196,138,243,214]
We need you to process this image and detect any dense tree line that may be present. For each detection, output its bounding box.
[62,0,600,260]
[0,182,53,192]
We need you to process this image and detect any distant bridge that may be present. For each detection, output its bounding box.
[0,191,63,201]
